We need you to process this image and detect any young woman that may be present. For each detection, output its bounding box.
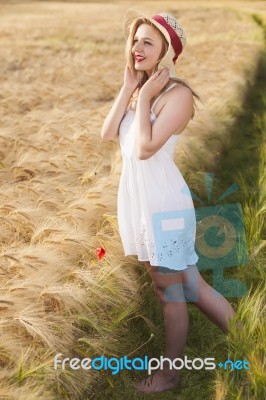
[101,8,238,394]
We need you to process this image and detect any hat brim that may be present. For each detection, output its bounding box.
[122,8,177,78]
[123,8,171,47]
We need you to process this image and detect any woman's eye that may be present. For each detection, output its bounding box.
[133,40,151,45]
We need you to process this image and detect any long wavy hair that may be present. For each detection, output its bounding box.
[125,17,202,119]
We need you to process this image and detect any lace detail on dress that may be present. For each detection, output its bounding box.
[130,227,188,263]
[157,239,186,261]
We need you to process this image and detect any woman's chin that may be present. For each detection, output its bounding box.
[134,64,153,75]
[134,63,144,69]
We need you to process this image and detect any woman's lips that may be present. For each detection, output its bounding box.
[135,57,145,63]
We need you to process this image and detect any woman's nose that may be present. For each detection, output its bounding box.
[133,41,143,52]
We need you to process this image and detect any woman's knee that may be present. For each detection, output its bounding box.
[180,265,201,302]
[144,262,196,303]
[153,283,187,304]
[152,272,187,303]
[183,267,220,303]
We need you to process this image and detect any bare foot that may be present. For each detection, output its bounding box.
[134,369,180,394]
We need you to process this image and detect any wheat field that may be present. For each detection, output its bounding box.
[0,1,265,399]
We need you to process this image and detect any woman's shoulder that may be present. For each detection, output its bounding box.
[168,80,192,95]
[151,80,192,119]
[160,80,193,106]
[165,81,193,108]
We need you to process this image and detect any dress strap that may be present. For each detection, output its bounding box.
[151,82,177,114]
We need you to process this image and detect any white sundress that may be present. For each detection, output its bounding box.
[117,82,199,271]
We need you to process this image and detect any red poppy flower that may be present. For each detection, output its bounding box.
[96,246,106,259]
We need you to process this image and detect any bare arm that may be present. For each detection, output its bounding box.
[100,85,134,141]
[135,93,152,157]
[136,86,193,160]
[133,68,193,160]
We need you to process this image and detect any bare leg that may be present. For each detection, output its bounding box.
[134,262,238,394]
[163,300,189,362]
[134,262,188,394]
[184,266,236,333]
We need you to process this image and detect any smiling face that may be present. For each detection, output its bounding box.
[131,23,165,77]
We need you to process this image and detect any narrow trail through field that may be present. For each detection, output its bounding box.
[212,14,266,191]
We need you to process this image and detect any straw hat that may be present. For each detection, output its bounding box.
[123,8,187,78]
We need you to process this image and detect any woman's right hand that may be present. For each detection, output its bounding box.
[123,65,139,92]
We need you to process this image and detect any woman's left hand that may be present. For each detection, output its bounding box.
[139,67,170,101]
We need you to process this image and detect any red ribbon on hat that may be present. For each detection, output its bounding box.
[151,15,183,64]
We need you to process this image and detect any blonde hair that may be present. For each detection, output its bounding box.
[125,17,202,118]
